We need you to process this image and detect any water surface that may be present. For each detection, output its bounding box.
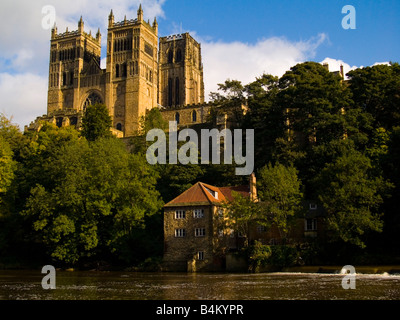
[0,270,399,300]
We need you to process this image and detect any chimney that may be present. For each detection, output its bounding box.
[250,173,257,201]
[340,65,344,80]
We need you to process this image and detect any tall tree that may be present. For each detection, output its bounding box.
[81,103,113,141]
[257,163,303,240]
[243,74,284,169]
[277,62,352,146]
[313,149,392,248]
[347,63,400,130]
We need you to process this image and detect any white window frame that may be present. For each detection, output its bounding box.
[193,209,204,219]
[175,210,186,219]
[305,218,317,231]
[197,251,204,261]
[309,203,317,210]
[195,228,206,237]
[175,229,186,237]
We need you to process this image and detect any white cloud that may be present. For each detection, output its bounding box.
[0,1,391,129]
[0,0,165,129]
[201,33,328,99]
[0,73,48,129]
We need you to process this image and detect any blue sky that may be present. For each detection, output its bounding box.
[0,0,399,128]
[159,0,399,66]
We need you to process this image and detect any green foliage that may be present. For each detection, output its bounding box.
[257,163,303,239]
[313,148,393,248]
[21,136,163,264]
[246,242,299,271]
[247,241,272,272]
[222,191,264,247]
[243,74,284,168]
[277,62,352,146]
[81,103,113,141]
[209,79,245,103]
[0,136,15,195]
[348,63,400,130]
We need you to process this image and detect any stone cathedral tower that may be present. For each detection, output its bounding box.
[158,33,205,108]
[47,17,103,124]
[39,5,205,137]
[106,5,159,136]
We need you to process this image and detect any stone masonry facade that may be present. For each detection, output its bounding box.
[28,5,205,137]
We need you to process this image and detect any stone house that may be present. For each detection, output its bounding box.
[162,181,251,272]
[162,174,327,272]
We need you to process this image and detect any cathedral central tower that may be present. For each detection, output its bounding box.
[106,5,158,136]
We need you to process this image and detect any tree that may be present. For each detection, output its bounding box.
[243,74,284,169]
[277,62,352,146]
[222,191,264,248]
[347,63,400,130]
[313,149,392,248]
[22,137,163,264]
[209,79,245,103]
[0,136,15,198]
[257,163,303,240]
[81,103,113,141]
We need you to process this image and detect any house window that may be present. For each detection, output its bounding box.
[309,203,317,210]
[193,209,204,219]
[305,218,317,231]
[175,229,186,237]
[195,228,206,237]
[257,225,267,233]
[270,238,278,245]
[197,251,204,261]
[175,210,186,219]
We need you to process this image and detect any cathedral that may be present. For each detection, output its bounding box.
[34,5,206,137]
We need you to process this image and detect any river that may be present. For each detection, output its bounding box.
[0,270,399,300]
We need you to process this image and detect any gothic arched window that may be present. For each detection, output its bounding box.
[116,123,122,131]
[167,50,173,63]
[70,117,78,126]
[56,117,63,128]
[175,78,180,106]
[116,64,120,78]
[192,110,197,123]
[83,92,103,110]
[168,78,173,107]
[176,48,182,62]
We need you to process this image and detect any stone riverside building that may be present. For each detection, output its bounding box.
[28,5,206,137]
[163,174,326,272]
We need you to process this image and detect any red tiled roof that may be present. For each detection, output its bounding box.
[164,182,250,207]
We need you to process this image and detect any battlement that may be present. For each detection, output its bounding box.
[112,18,139,28]
[52,29,100,43]
[163,34,184,42]
[51,16,101,43]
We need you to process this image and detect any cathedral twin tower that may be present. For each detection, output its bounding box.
[47,5,205,137]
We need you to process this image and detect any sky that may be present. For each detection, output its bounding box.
[0,0,399,129]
